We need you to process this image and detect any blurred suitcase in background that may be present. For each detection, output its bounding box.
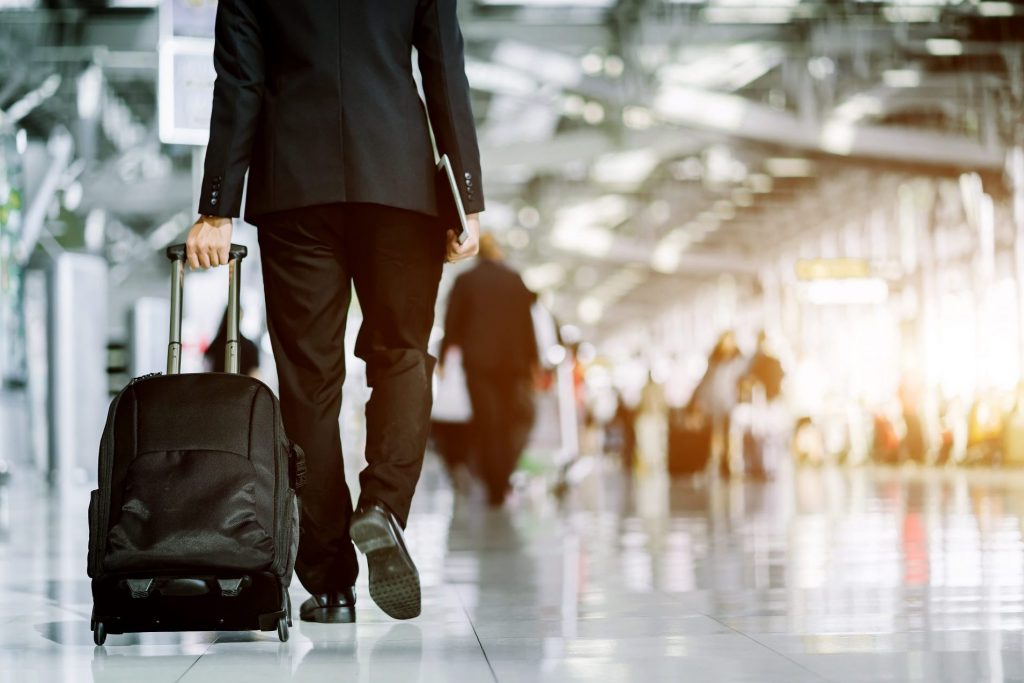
[87,244,304,645]
[667,406,712,477]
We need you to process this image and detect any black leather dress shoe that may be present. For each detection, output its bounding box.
[349,502,421,620]
[299,588,356,624]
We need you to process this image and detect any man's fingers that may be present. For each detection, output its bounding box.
[186,239,200,270]
[185,215,233,269]
[444,225,480,263]
[449,239,478,262]
[454,237,478,256]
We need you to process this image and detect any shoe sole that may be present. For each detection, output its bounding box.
[350,512,421,620]
[299,606,356,624]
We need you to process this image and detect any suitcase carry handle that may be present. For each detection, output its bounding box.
[164,243,249,376]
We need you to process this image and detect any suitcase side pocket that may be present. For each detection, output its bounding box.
[278,488,298,581]
[87,489,100,578]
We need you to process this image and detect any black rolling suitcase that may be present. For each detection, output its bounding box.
[88,244,304,645]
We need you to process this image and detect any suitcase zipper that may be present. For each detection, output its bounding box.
[271,404,293,578]
[90,388,127,577]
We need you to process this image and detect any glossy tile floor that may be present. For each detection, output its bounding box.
[4,457,1024,682]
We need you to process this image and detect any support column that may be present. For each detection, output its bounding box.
[1010,147,1024,373]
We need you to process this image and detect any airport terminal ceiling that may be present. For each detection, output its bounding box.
[0,0,1021,338]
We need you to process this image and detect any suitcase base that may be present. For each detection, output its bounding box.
[91,571,291,645]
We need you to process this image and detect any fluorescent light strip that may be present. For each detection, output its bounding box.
[882,69,921,88]
[704,7,793,23]
[926,39,963,56]
[979,2,1015,17]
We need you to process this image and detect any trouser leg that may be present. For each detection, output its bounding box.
[258,209,359,593]
[346,203,445,527]
[467,372,521,502]
[506,376,536,468]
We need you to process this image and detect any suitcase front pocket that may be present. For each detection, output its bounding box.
[104,450,275,573]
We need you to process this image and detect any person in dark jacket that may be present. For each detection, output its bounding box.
[203,308,261,378]
[746,331,784,401]
[183,0,483,623]
[441,234,538,506]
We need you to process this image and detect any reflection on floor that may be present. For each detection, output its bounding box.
[3,457,1024,682]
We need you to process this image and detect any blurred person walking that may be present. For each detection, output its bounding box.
[746,331,784,402]
[204,308,262,379]
[183,0,484,622]
[611,392,638,473]
[441,234,538,506]
[635,372,668,473]
[736,330,787,478]
[693,331,746,477]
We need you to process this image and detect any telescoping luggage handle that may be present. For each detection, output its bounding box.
[165,244,248,376]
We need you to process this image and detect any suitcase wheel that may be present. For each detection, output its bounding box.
[277,616,289,643]
[93,621,107,646]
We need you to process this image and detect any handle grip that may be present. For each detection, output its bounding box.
[166,243,248,262]
[165,243,248,376]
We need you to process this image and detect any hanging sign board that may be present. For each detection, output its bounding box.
[158,0,218,145]
[795,258,872,281]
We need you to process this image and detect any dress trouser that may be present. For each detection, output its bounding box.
[258,202,445,594]
[464,370,535,503]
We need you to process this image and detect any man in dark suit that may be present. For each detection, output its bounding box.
[441,235,538,506]
[184,0,483,623]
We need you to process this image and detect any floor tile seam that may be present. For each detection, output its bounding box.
[703,613,834,683]
[173,638,218,682]
[454,584,499,683]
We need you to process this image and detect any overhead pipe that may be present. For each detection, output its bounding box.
[653,85,1005,171]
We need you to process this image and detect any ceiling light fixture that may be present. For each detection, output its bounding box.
[883,6,939,23]
[591,149,660,187]
[925,39,963,56]
[704,6,793,23]
[523,263,566,291]
[622,106,654,130]
[820,121,856,155]
[604,55,625,78]
[765,157,814,178]
[578,297,604,325]
[832,94,883,122]
[581,53,604,75]
[979,2,1014,17]
[583,101,606,125]
[882,69,921,88]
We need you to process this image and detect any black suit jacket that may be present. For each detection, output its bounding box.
[442,260,538,376]
[199,0,484,223]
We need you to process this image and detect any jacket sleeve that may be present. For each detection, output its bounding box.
[413,0,485,214]
[198,0,264,218]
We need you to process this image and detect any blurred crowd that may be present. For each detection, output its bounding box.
[422,222,1024,503]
